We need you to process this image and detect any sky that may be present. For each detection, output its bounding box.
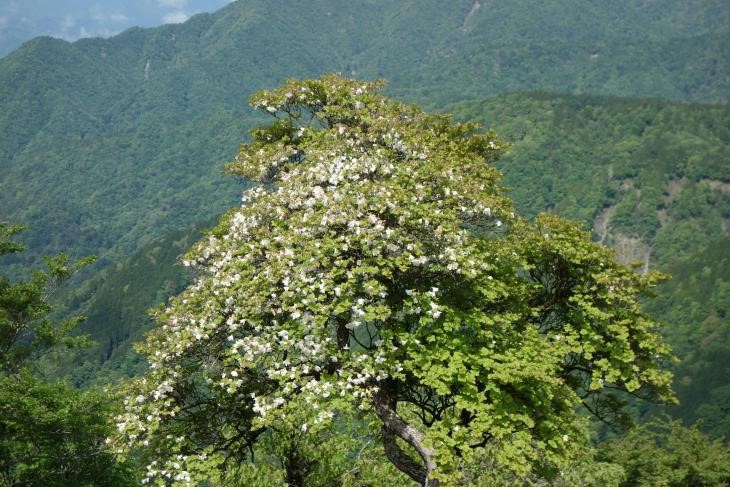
[0,0,236,57]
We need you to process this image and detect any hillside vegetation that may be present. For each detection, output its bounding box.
[1,0,728,275]
[454,93,730,437]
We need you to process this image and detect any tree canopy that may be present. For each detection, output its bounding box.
[598,418,730,486]
[0,223,134,485]
[112,75,674,485]
[0,222,94,373]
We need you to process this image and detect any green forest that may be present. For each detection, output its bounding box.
[1,1,729,485]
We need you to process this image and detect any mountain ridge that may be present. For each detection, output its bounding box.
[2,1,727,275]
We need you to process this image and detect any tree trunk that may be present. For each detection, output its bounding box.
[373,379,440,486]
[284,447,309,487]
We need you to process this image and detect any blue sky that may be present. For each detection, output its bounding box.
[0,0,235,57]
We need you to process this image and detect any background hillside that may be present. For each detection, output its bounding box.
[1,0,728,276]
[2,0,728,452]
[454,94,730,436]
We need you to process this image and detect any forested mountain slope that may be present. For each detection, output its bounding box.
[454,93,730,437]
[1,0,728,276]
[454,94,729,264]
[45,222,207,386]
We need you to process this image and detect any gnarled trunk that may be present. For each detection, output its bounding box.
[373,380,440,486]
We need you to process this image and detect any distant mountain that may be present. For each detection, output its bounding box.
[0,0,235,58]
[454,93,729,263]
[1,0,728,276]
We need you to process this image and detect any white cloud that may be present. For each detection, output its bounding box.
[162,11,189,24]
[108,13,129,22]
[90,5,129,25]
[3,1,19,15]
[56,14,77,38]
[52,15,77,40]
[159,0,188,8]
[62,14,75,31]
[54,7,129,41]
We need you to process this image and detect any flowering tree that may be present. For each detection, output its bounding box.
[113,75,674,485]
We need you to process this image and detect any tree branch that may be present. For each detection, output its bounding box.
[373,379,440,486]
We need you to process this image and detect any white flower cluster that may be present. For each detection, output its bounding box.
[141,455,193,485]
[113,76,513,484]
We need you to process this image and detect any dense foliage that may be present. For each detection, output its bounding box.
[0,224,133,486]
[0,222,94,373]
[0,372,135,486]
[599,419,730,486]
[452,94,730,437]
[111,76,675,485]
